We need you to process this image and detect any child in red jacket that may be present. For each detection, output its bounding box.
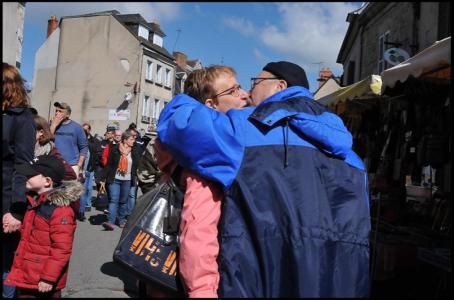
[4,155,84,298]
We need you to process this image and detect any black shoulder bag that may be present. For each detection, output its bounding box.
[113,166,185,293]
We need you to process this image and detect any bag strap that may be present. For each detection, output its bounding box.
[170,165,184,190]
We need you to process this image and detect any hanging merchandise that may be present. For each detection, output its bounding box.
[416,134,449,166]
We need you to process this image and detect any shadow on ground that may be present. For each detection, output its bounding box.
[100,261,138,297]
[89,213,107,225]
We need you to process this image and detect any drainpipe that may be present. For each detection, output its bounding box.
[359,25,364,80]
[412,2,420,55]
[135,52,143,126]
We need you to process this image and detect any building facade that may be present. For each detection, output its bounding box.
[173,51,203,95]
[2,2,26,69]
[337,2,451,86]
[30,10,177,136]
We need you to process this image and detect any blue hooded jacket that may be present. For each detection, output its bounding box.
[158,86,371,297]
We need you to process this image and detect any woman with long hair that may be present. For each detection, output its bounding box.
[2,62,36,298]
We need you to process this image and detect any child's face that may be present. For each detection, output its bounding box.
[26,174,50,191]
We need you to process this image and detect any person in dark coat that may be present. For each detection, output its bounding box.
[78,123,102,221]
[157,61,371,297]
[100,129,141,230]
[2,62,36,298]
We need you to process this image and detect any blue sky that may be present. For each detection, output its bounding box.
[21,2,363,93]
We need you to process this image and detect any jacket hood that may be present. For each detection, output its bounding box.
[249,86,353,159]
[5,107,29,114]
[45,180,85,207]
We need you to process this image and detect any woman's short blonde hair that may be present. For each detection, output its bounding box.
[185,65,236,103]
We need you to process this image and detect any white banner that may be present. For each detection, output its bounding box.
[108,109,130,121]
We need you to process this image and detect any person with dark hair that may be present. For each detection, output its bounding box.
[157,61,371,297]
[78,123,102,221]
[33,115,77,182]
[2,62,36,298]
[100,129,141,230]
[49,102,88,180]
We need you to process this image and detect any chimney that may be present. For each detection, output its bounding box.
[47,16,58,38]
[150,19,160,30]
[318,67,333,88]
[173,51,187,69]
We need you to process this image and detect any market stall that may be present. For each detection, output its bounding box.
[319,36,451,297]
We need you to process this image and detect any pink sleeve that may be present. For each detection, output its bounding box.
[179,171,223,298]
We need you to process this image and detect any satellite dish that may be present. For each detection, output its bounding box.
[384,48,410,66]
[124,92,133,101]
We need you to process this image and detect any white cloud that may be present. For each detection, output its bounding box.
[25,2,182,24]
[222,3,361,75]
[259,3,360,74]
[222,16,256,37]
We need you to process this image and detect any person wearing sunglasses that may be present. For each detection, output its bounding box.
[157,61,370,297]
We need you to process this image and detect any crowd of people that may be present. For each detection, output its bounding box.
[2,62,159,298]
[3,59,371,298]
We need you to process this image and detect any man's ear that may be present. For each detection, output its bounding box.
[204,98,216,109]
[277,79,288,90]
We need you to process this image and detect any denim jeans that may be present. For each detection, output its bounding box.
[80,171,94,213]
[107,179,131,225]
[127,185,138,216]
[3,271,15,298]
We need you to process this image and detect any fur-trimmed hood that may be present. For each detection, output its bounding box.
[43,180,85,207]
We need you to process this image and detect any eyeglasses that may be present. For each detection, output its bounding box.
[250,77,280,90]
[212,84,242,98]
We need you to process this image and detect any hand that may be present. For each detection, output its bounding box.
[38,280,53,293]
[3,213,21,233]
[50,114,65,128]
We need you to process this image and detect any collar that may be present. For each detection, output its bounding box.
[249,86,315,126]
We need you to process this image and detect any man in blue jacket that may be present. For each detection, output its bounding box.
[158,61,371,297]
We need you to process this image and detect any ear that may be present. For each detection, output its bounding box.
[277,79,288,90]
[44,177,53,188]
[204,98,217,109]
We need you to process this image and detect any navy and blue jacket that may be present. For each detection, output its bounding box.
[158,86,371,297]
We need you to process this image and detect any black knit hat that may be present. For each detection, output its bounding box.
[263,61,309,89]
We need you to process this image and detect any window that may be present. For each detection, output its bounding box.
[138,25,149,39]
[156,65,163,84]
[153,34,163,47]
[142,95,150,117]
[146,61,153,81]
[165,69,172,87]
[378,31,390,74]
[153,99,160,119]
